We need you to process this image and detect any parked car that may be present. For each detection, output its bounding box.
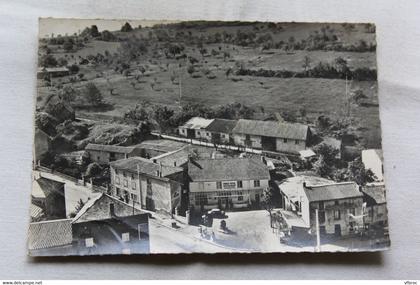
[207,209,226,219]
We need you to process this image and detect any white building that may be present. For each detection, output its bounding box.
[362,149,384,181]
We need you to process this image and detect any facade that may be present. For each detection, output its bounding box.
[31,176,66,220]
[72,194,150,255]
[362,149,384,181]
[110,157,185,214]
[203,118,237,144]
[362,183,388,228]
[188,157,270,212]
[231,119,310,154]
[85,143,143,164]
[178,117,214,140]
[278,176,364,236]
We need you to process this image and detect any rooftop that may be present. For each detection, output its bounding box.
[205,119,238,134]
[72,193,146,224]
[28,219,73,250]
[362,183,387,205]
[304,182,363,202]
[136,139,187,153]
[110,157,183,178]
[32,177,65,199]
[180,117,214,130]
[188,157,270,183]
[232,119,309,140]
[85,143,137,154]
[278,175,334,203]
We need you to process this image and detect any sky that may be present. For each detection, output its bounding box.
[39,18,179,37]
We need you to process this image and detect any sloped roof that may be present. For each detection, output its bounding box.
[30,204,44,220]
[32,177,65,199]
[205,119,238,133]
[362,183,386,205]
[180,117,214,129]
[188,157,270,183]
[110,157,183,178]
[28,219,72,250]
[136,139,187,153]
[151,145,215,167]
[72,193,144,224]
[85,143,136,154]
[232,119,309,140]
[278,175,334,203]
[304,182,363,202]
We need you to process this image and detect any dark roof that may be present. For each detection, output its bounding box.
[205,119,237,134]
[188,157,270,182]
[232,119,309,140]
[304,182,363,202]
[28,219,73,250]
[85,143,136,154]
[110,157,183,178]
[72,193,145,224]
[362,184,386,205]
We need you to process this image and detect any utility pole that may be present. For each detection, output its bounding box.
[315,208,321,252]
[137,164,143,210]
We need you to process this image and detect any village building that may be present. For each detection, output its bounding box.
[109,157,185,214]
[31,176,66,221]
[28,218,73,255]
[135,139,187,159]
[85,143,144,164]
[231,119,311,154]
[278,176,364,237]
[362,149,384,181]
[362,183,388,228]
[71,193,150,255]
[37,66,70,79]
[188,157,270,212]
[202,118,237,144]
[178,117,214,140]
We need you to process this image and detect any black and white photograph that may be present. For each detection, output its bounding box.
[30,18,390,256]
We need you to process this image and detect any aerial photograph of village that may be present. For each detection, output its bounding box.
[29,18,390,255]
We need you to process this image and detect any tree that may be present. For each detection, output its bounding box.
[187,65,195,76]
[85,83,103,106]
[63,39,74,52]
[39,54,58,67]
[154,106,175,133]
[59,85,77,103]
[85,162,102,178]
[121,22,133,32]
[101,30,116,41]
[347,158,376,185]
[334,56,349,75]
[302,55,311,72]
[262,187,276,228]
[314,143,339,166]
[314,155,333,178]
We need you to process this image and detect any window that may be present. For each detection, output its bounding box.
[319,211,326,223]
[207,132,210,136]
[254,180,260,187]
[131,193,138,202]
[283,138,288,143]
[85,238,94,248]
[97,156,100,161]
[115,176,120,185]
[138,224,148,240]
[115,187,121,196]
[334,209,341,220]
[123,179,128,187]
[147,179,152,195]
[295,140,299,145]
[223,181,236,189]
[349,208,356,216]
[335,200,339,206]
[131,181,136,190]
[122,232,130,242]
[237,180,243,188]
[123,172,127,178]
[238,191,244,201]
[131,174,135,179]
[216,181,222,189]
[319,201,324,210]
[197,131,201,135]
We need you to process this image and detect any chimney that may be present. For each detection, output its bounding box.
[109,203,116,218]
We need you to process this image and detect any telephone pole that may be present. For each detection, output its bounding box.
[315,208,321,252]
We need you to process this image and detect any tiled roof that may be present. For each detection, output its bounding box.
[304,182,363,202]
[232,119,309,140]
[85,143,136,154]
[188,157,270,182]
[30,203,44,220]
[136,140,187,153]
[205,119,237,134]
[180,117,214,129]
[110,157,183,178]
[32,177,65,199]
[28,219,72,250]
[278,175,334,203]
[72,193,144,224]
[362,183,386,205]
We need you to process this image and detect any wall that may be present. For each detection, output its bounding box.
[276,138,306,154]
